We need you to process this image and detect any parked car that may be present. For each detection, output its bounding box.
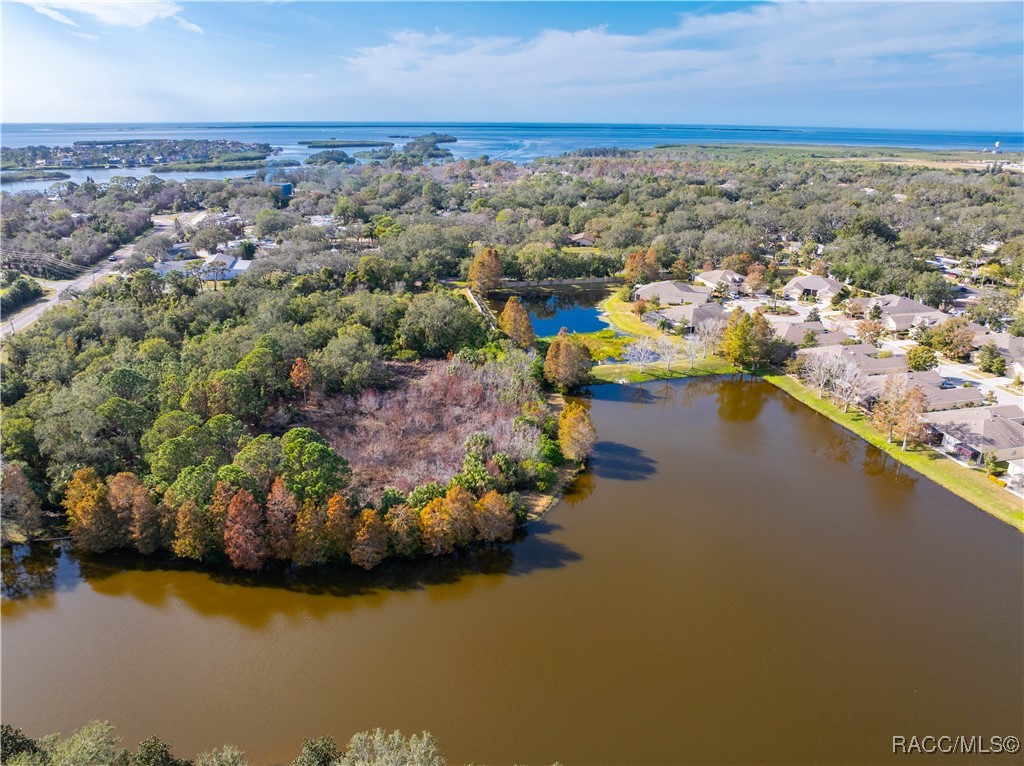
[108,255,117,262]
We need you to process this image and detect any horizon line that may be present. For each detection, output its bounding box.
[1,120,1020,135]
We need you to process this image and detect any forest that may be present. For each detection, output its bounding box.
[2,143,1022,573]
[0,722,446,766]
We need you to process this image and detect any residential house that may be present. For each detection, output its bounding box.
[782,274,845,302]
[979,333,1024,377]
[197,252,252,281]
[772,321,848,347]
[925,404,1024,463]
[861,370,986,411]
[567,233,596,247]
[644,302,727,332]
[694,269,744,290]
[632,280,713,306]
[798,343,909,375]
[846,294,948,334]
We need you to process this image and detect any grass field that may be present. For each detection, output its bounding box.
[762,372,1024,532]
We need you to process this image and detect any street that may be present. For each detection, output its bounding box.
[1,211,201,338]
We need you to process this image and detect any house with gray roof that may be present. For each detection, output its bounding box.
[861,371,986,412]
[925,404,1024,463]
[694,269,744,289]
[782,274,845,302]
[644,302,726,332]
[798,343,909,375]
[632,280,713,306]
[980,333,1024,377]
[772,320,848,347]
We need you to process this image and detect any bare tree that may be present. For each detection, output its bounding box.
[683,334,701,369]
[654,335,678,371]
[803,351,845,398]
[624,337,659,373]
[696,318,726,359]
[833,356,864,411]
[898,385,929,451]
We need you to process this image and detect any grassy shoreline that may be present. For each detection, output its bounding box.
[760,372,1024,532]
[599,292,1021,530]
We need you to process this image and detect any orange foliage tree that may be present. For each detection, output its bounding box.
[224,489,267,570]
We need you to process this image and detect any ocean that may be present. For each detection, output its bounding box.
[2,122,1020,193]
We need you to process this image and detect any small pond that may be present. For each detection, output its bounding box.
[487,287,616,336]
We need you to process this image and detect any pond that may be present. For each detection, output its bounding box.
[2,378,1021,765]
[486,287,615,336]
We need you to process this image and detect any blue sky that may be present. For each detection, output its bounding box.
[2,1,1021,129]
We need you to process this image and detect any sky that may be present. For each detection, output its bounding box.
[1,1,1021,130]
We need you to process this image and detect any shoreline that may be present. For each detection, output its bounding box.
[597,292,1022,531]
[759,371,1024,532]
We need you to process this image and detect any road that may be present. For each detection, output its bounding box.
[1,211,201,338]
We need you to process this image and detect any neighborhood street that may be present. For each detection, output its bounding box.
[1,211,201,338]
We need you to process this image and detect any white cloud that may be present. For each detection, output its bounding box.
[21,1,202,32]
[173,15,203,35]
[343,2,1020,102]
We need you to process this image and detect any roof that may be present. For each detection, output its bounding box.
[986,333,1024,362]
[848,294,956,331]
[797,343,909,374]
[650,302,726,327]
[783,274,844,295]
[773,321,848,346]
[633,280,713,305]
[926,405,1024,453]
[861,371,986,411]
[695,269,744,287]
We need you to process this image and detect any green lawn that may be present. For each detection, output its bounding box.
[762,372,1024,532]
[592,358,735,384]
[600,294,661,338]
[592,294,738,382]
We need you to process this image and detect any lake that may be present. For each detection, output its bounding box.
[487,288,615,336]
[2,378,1021,765]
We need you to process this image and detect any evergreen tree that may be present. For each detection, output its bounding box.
[976,340,1007,375]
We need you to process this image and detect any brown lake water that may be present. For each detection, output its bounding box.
[2,378,1021,765]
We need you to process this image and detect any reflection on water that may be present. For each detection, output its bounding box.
[590,441,658,481]
[716,375,771,422]
[2,521,581,627]
[486,288,614,336]
[1,545,61,601]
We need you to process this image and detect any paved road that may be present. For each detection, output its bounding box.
[1,212,200,338]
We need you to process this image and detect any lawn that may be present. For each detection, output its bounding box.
[592,357,735,384]
[762,372,1024,532]
[600,294,661,338]
[592,294,738,382]
[548,328,628,362]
